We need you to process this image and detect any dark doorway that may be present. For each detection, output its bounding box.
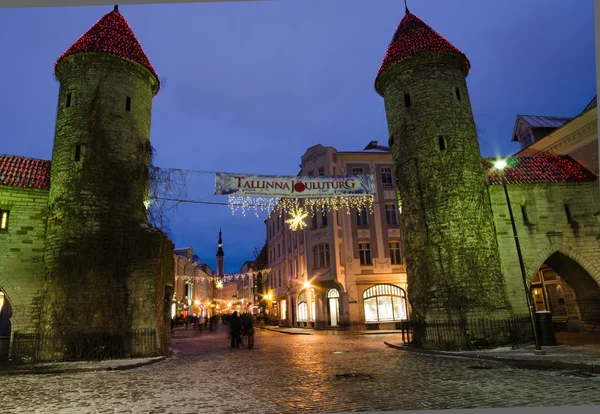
[0,291,12,360]
[530,252,600,343]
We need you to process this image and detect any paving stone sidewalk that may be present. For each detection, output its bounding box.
[0,355,166,376]
[385,341,600,373]
[257,325,405,336]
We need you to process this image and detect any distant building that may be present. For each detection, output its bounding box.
[264,143,408,330]
[236,260,255,310]
[173,246,215,322]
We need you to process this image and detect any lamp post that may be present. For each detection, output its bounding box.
[494,160,544,355]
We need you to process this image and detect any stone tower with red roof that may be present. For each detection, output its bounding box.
[37,6,173,360]
[375,9,511,328]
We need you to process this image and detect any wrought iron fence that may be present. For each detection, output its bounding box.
[11,329,160,362]
[396,316,534,351]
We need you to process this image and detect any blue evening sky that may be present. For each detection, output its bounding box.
[0,0,595,273]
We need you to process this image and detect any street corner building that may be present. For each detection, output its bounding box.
[264,143,408,331]
[375,9,600,348]
[0,7,175,362]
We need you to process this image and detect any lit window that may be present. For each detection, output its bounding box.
[297,291,308,322]
[363,284,407,322]
[312,244,330,269]
[381,167,393,187]
[0,210,9,231]
[385,203,398,225]
[389,242,402,265]
[359,242,372,266]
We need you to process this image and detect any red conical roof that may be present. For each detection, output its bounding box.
[55,8,160,90]
[375,12,470,95]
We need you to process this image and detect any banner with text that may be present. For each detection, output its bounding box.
[214,173,376,198]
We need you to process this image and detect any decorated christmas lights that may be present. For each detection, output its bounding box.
[375,12,470,94]
[176,268,272,284]
[285,207,309,231]
[54,8,160,89]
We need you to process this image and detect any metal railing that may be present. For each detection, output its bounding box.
[396,316,534,351]
[11,329,160,362]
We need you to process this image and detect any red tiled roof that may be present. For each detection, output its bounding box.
[375,12,470,95]
[0,155,51,190]
[55,7,160,90]
[484,155,597,185]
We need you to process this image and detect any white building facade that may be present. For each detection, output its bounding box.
[264,142,410,330]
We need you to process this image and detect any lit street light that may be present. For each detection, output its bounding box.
[494,159,545,355]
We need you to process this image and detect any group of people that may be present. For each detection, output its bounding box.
[228,311,255,349]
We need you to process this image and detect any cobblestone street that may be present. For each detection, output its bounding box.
[1,326,600,413]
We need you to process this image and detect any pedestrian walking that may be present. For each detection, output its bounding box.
[241,311,255,349]
[229,311,242,348]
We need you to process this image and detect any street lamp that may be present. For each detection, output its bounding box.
[494,159,545,355]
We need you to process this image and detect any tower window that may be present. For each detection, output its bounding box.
[438,136,447,151]
[455,87,462,101]
[404,93,412,108]
[126,96,131,112]
[74,144,81,162]
[389,135,395,147]
[66,93,72,108]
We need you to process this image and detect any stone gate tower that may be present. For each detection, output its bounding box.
[38,6,174,360]
[375,10,510,322]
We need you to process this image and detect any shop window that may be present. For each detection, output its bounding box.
[363,284,407,322]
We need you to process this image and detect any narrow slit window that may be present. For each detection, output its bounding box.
[66,93,72,108]
[126,96,131,112]
[455,87,462,101]
[404,93,411,108]
[75,144,81,162]
[521,205,529,225]
[438,136,447,151]
[564,204,573,222]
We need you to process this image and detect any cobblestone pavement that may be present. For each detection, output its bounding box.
[1,326,600,413]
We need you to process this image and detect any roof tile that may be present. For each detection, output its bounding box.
[0,155,51,190]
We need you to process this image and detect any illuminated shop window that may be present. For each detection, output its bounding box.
[363,284,407,323]
[297,291,308,322]
[0,210,9,231]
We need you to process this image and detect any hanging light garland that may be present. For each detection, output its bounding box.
[226,195,375,223]
[176,268,272,284]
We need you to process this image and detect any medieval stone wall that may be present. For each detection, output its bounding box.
[0,187,47,334]
[379,53,510,321]
[490,181,600,327]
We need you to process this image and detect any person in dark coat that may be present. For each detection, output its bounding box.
[241,311,255,349]
[229,311,242,348]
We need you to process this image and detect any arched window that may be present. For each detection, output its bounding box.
[363,284,407,322]
[297,291,308,322]
[327,289,340,326]
[327,289,339,299]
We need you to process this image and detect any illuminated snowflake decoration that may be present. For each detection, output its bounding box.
[215,281,223,290]
[285,208,309,231]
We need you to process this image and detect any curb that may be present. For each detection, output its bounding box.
[384,341,599,373]
[256,326,312,335]
[0,355,168,376]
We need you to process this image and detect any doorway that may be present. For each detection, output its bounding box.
[327,289,340,327]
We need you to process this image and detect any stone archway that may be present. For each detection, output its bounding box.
[528,250,600,343]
